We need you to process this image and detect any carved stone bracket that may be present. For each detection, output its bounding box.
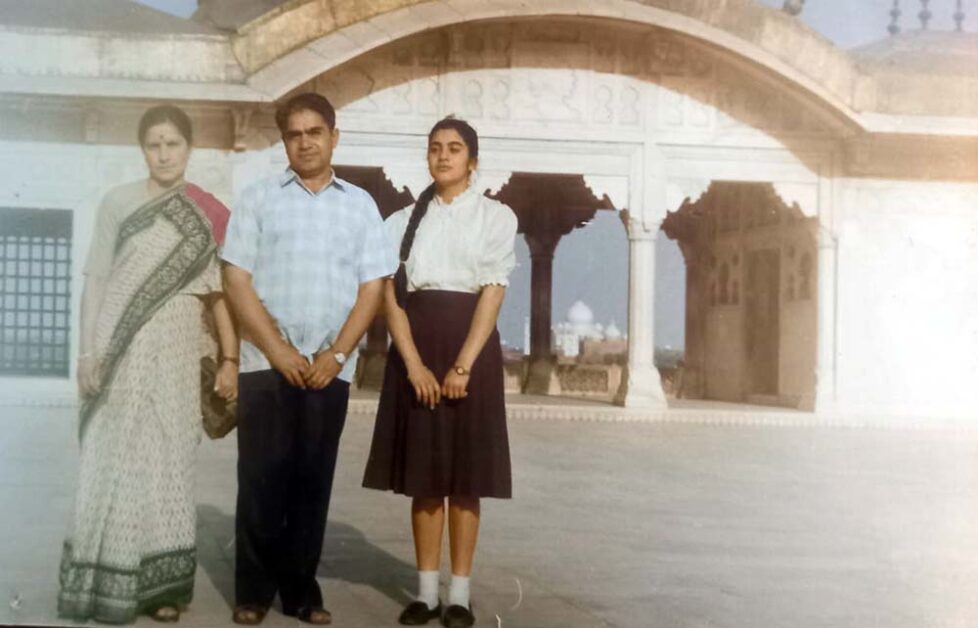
[772,181,818,218]
[583,174,629,211]
[231,107,255,152]
[384,167,432,198]
[666,177,711,211]
[477,170,514,197]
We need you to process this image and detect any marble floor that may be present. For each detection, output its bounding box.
[2,403,977,627]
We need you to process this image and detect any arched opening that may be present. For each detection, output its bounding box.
[661,182,817,409]
[491,173,622,401]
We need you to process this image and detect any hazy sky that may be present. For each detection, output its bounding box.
[138,0,978,47]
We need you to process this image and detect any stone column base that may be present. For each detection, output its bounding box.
[616,364,668,408]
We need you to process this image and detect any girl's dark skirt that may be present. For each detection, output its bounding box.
[362,290,512,499]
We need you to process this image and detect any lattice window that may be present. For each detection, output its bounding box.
[0,208,73,377]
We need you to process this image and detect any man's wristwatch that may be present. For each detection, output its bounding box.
[332,350,347,366]
[453,365,470,376]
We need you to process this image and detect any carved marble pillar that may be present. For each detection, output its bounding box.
[491,173,608,396]
[814,226,838,413]
[524,232,561,395]
[678,240,706,399]
[618,217,668,408]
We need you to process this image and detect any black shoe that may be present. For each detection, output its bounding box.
[441,604,475,628]
[399,601,442,625]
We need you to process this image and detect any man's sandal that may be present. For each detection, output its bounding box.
[231,605,267,625]
[289,606,332,625]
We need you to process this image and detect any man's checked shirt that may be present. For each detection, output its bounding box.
[221,168,397,382]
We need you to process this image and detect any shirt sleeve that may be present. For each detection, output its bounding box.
[384,207,410,263]
[357,195,399,284]
[220,186,260,274]
[476,202,519,288]
[83,191,122,278]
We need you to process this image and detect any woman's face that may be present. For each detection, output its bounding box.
[141,121,191,187]
[427,128,476,190]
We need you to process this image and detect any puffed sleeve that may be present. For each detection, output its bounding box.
[83,191,122,278]
[356,193,399,283]
[220,183,261,274]
[476,201,518,287]
[384,207,411,263]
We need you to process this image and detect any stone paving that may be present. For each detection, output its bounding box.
[2,401,978,628]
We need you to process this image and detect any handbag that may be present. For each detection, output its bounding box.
[200,356,237,439]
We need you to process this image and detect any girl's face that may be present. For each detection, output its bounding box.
[427,128,476,190]
[141,121,191,188]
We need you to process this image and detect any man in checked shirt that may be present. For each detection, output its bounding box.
[222,93,397,626]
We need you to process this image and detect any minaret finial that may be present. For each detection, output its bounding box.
[918,0,932,29]
[782,0,805,16]
[888,0,901,36]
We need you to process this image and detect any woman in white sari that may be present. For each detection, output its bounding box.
[57,105,238,624]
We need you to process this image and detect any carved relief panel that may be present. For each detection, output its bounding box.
[318,19,837,143]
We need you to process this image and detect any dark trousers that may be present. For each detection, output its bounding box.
[234,369,349,612]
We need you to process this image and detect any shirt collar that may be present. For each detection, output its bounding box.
[433,175,479,208]
[279,167,347,193]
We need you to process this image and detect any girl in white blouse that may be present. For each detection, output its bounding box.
[363,117,517,628]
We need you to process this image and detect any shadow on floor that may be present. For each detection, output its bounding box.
[196,505,414,611]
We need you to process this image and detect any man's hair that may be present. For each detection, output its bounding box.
[138,104,193,146]
[275,93,336,134]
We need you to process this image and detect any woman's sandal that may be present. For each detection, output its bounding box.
[149,605,180,623]
[231,605,267,625]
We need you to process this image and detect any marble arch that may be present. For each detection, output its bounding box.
[235,0,862,132]
[225,17,842,409]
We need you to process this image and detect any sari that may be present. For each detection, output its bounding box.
[57,182,229,624]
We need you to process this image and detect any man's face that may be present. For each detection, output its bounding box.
[283,108,338,179]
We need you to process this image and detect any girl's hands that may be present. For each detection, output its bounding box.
[407,362,441,409]
[441,369,470,400]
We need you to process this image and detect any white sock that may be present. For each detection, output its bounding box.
[417,570,440,610]
[448,574,470,609]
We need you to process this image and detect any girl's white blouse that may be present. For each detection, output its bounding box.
[385,184,518,294]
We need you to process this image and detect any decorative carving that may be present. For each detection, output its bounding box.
[666,178,711,211]
[592,84,614,124]
[557,365,609,393]
[478,170,513,196]
[620,85,641,126]
[462,79,484,118]
[583,175,628,210]
[489,77,512,120]
[799,251,813,299]
[231,107,254,152]
[772,182,818,218]
[383,167,431,199]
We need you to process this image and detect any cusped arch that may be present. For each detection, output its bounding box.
[236,0,864,131]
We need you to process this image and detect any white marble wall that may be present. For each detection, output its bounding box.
[834,179,978,420]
